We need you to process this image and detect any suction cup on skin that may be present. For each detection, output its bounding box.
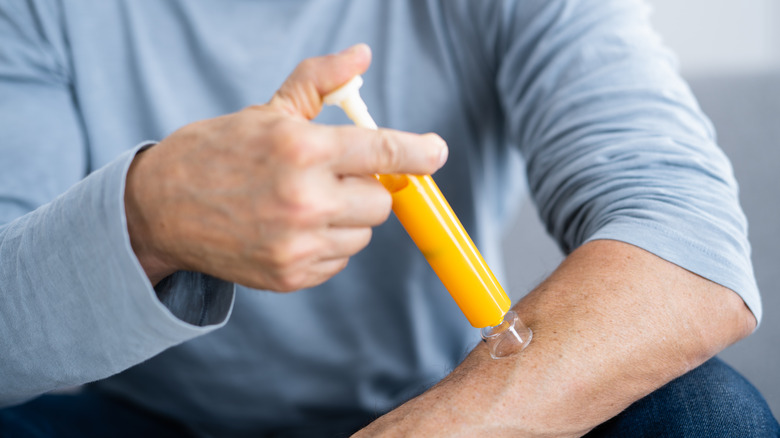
[480,311,533,359]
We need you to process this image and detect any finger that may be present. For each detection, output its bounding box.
[262,257,351,293]
[307,258,351,286]
[327,126,449,176]
[328,176,392,227]
[269,44,372,120]
[316,227,374,262]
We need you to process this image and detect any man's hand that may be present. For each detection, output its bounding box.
[354,240,755,437]
[124,44,448,288]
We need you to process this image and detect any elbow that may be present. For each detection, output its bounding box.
[696,284,757,359]
[729,293,757,342]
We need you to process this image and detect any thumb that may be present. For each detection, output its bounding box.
[270,44,372,120]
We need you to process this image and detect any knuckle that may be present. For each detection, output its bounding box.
[276,177,307,206]
[267,236,311,270]
[269,120,303,154]
[270,121,324,167]
[376,131,403,172]
[267,239,294,269]
[268,242,317,292]
[273,272,307,292]
[275,180,328,226]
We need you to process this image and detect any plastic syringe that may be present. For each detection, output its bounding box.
[325,76,532,358]
[324,76,511,328]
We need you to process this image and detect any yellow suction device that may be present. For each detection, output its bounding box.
[324,76,531,358]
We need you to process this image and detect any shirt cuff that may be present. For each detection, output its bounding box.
[115,142,236,331]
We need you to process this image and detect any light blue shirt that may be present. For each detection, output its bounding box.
[0,0,759,435]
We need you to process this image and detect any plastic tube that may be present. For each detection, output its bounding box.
[324,76,531,356]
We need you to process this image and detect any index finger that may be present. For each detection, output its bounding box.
[327,126,448,176]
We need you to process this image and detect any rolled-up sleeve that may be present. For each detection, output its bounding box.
[496,0,760,321]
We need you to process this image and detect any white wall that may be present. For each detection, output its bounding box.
[647,0,780,75]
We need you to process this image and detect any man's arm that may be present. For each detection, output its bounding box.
[356,240,754,436]
[357,0,758,435]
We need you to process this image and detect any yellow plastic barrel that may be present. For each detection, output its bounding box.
[378,174,511,328]
[324,76,511,328]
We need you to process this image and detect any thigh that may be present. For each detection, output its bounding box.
[587,357,779,437]
[0,390,195,438]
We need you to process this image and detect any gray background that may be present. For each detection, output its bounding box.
[501,2,780,414]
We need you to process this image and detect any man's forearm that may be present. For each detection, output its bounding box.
[357,239,755,437]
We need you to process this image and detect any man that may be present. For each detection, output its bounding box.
[1,0,777,436]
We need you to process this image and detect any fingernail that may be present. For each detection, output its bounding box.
[438,144,449,168]
[338,45,356,55]
[339,43,368,56]
[423,132,450,167]
[426,134,448,168]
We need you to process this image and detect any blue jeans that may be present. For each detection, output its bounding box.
[586,357,779,437]
[1,357,777,437]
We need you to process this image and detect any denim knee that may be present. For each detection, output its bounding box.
[589,357,779,437]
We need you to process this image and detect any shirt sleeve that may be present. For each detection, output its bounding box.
[494,0,760,321]
[0,0,234,407]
